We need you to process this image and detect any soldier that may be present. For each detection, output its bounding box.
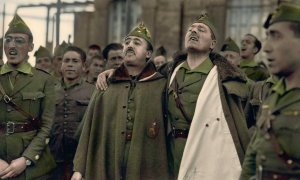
[53,41,69,78]
[49,46,94,180]
[102,43,124,69]
[71,22,169,180]
[34,45,53,73]
[85,55,106,84]
[0,14,56,179]
[220,37,241,67]
[153,46,167,68]
[241,2,300,179]
[96,14,250,180]
[240,33,269,81]
[86,44,101,64]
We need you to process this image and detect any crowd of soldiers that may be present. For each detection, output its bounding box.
[0,1,300,180]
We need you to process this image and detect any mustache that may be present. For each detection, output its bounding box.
[125,47,135,55]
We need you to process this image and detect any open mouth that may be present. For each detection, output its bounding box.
[126,50,135,55]
[9,49,18,55]
[189,36,198,41]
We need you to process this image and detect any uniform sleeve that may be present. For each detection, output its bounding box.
[240,130,258,180]
[22,75,56,164]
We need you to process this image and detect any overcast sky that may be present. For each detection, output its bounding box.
[1,0,91,65]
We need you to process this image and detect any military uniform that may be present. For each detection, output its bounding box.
[167,53,250,178]
[240,59,269,82]
[241,79,300,179]
[49,78,94,179]
[0,62,56,179]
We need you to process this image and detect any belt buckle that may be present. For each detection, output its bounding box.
[6,121,15,135]
[3,95,11,104]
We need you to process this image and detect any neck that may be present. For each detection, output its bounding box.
[63,77,80,86]
[242,54,254,61]
[285,70,300,90]
[187,51,209,70]
[86,74,95,83]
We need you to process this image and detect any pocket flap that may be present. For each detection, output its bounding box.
[76,99,89,106]
[22,91,45,100]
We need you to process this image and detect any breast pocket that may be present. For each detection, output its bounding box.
[75,99,90,121]
[22,91,45,115]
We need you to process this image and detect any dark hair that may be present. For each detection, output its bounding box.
[88,44,101,51]
[86,55,105,67]
[289,22,300,38]
[102,43,123,59]
[246,33,261,54]
[63,46,87,63]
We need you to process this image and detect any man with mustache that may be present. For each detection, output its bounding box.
[49,46,94,180]
[71,22,169,180]
[0,14,56,179]
[96,14,250,180]
[241,2,300,179]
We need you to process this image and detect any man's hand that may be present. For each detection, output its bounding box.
[71,171,83,180]
[0,159,9,172]
[0,157,26,179]
[96,69,115,90]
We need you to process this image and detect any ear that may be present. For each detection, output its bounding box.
[146,50,152,59]
[253,47,258,54]
[210,40,217,50]
[28,43,34,52]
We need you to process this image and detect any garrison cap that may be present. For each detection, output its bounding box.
[194,13,218,41]
[5,14,33,41]
[34,46,52,59]
[264,2,300,28]
[221,37,240,53]
[53,41,69,57]
[126,22,153,51]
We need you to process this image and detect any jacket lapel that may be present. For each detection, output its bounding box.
[11,73,34,96]
[272,90,300,113]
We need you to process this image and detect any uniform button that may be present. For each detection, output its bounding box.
[45,138,50,144]
[287,159,293,165]
[64,114,68,118]
[125,85,129,88]
[205,124,209,127]
[123,106,126,108]
[64,101,68,104]
[64,93,68,97]
[272,174,278,179]
[64,129,67,132]
[127,109,130,113]
[64,107,67,111]
[130,98,134,101]
[121,131,125,134]
[35,155,40,160]
[7,108,12,112]
[264,133,270,140]
[260,155,266,161]
[63,122,67,125]
[216,118,220,121]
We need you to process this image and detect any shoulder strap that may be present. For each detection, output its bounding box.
[0,81,37,123]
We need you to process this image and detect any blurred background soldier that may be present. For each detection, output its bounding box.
[34,45,53,73]
[153,46,167,68]
[102,43,124,69]
[53,41,69,79]
[220,37,241,68]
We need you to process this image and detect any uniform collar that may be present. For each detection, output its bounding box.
[272,78,286,96]
[240,59,258,68]
[180,57,213,74]
[61,78,83,90]
[0,61,33,75]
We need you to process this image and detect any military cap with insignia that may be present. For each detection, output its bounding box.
[53,41,69,57]
[221,37,240,54]
[126,22,153,51]
[264,1,300,28]
[194,13,218,41]
[5,13,33,42]
[34,46,52,59]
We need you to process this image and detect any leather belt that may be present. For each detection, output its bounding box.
[126,131,132,141]
[261,170,300,180]
[0,121,37,135]
[172,128,189,139]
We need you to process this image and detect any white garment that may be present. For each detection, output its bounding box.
[175,66,241,180]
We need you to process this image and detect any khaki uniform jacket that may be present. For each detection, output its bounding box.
[0,65,56,180]
[240,79,300,179]
[164,52,250,168]
[240,60,269,82]
[50,79,94,162]
[73,62,169,180]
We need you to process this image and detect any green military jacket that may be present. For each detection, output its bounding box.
[0,62,56,180]
[50,78,94,162]
[240,59,269,82]
[73,61,169,180]
[165,52,251,177]
[241,78,300,179]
